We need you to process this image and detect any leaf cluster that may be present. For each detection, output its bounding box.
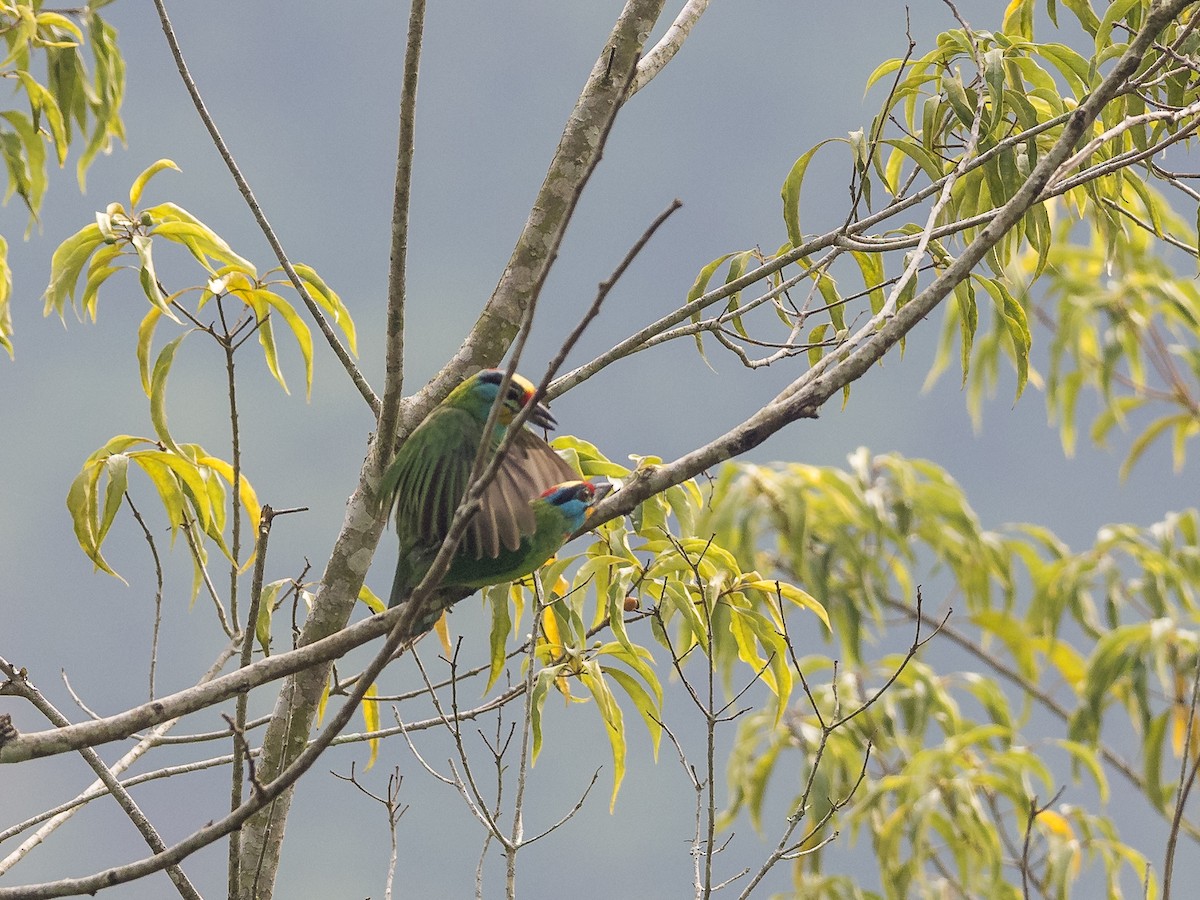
[706,452,1200,897]
[0,0,125,356]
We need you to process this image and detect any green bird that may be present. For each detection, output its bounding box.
[422,477,608,612]
[379,369,600,635]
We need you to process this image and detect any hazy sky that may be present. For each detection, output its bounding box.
[3,2,1195,897]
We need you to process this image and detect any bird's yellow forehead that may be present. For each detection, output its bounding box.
[507,373,536,399]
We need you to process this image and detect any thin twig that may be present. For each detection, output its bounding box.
[151,0,378,414]
[1020,787,1065,900]
[1163,652,1200,899]
[0,662,203,900]
[229,504,278,892]
[180,514,235,638]
[376,0,427,456]
[123,494,164,699]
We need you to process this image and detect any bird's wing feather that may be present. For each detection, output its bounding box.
[384,407,481,549]
[382,406,577,563]
[467,430,578,558]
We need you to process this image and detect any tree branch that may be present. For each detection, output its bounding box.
[151,0,379,414]
[375,0,427,459]
[0,663,202,900]
[584,0,1196,532]
[629,0,709,96]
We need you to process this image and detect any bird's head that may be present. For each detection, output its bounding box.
[455,369,557,429]
[539,480,612,532]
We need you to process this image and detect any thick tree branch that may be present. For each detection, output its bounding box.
[417,0,666,412]
[234,5,667,895]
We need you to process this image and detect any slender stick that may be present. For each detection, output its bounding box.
[123,494,164,700]
[151,0,379,414]
[0,663,203,900]
[376,0,427,456]
[0,641,238,869]
[229,505,276,895]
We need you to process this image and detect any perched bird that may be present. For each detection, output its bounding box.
[431,478,609,596]
[379,369,596,634]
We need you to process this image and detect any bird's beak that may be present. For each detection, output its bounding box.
[529,400,557,430]
[585,482,613,517]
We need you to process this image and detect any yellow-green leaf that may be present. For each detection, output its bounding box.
[580,660,627,810]
[129,158,179,209]
[362,682,381,770]
[149,334,188,452]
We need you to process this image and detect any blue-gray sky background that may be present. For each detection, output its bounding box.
[3,2,1195,897]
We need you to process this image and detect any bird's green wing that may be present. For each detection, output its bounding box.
[381,407,577,562]
[382,405,479,549]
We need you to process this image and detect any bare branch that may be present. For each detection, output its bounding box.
[0,663,202,900]
[123,494,164,699]
[1163,651,1200,899]
[151,0,379,414]
[630,0,710,96]
[376,0,427,456]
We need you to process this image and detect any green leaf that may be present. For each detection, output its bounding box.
[293,263,357,355]
[129,159,180,209]
[362,683,381,770]
[238,289,286,393]
[781,140,834,248]
[1095,0,1140,53]
[745,579,830,631]
[941,68,976,129]
[43,223,105,319]
[850,250,886,316]
[79,241,122,322]
[142,203,257,273]
[864,56,908,93]
[485,583,513,693]
[196,454,262,542]
[136,307,162,396]
[601,665,662,759]
[135,450,213,534]
[976,276,1030,400]
[254,289,313,400]
[1002,0,1035,39]
[149,334,188,452]
[1053,739,1109,802]
[580,659,627,810]
[15,71,68,166]
[983,49,1005,121]
[0,234,12,358]
[685,251,737,362]
[96,453,129,550]
[65,460,122,580]
[954,277,978,387]
[131,234,181,322]
[878,138,946,188]
[256,579,289,656]
[529,665,564,760]
[1120,414,1191,481]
